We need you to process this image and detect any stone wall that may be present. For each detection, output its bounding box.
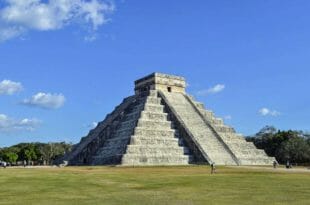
[134,72,186,95]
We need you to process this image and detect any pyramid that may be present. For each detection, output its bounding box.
[64,73,275,166]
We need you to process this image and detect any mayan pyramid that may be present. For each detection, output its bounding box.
[64,73,275,166]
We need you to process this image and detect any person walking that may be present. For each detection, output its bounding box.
[211,162,216,174]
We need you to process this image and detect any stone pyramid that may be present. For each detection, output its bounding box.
[64,73,275,166]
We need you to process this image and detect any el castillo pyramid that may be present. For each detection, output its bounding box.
[64,73,275,166]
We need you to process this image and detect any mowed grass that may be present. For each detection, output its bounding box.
[0,166,309,205]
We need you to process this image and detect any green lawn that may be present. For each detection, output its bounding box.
[0,166,309,205]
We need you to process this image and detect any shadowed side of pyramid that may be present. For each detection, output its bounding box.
[63,73,275,166]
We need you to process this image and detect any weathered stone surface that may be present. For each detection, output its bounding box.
[64,72,275,166]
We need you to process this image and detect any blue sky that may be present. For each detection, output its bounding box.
[0,0,309,146]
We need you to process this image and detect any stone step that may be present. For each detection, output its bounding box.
[113,126,135,136]
[195,102,205,109]
[180,116,206,121]
[145,97,162,105]
[143,104,164,112]
[245,142,259,149]
[148,90,158,97]
[134,127,177,138]
[136,120,172,129]
[197,109,222,123]
[93,153,124,162]
[213,125,235,133]
[140,111,168,121]
[97,144,128,156]
[123,111,141,121]
[204,118,224,126]
[220,133,244,141]
[121,154,191,165]
[202,112,214,120]
[182,122,212,129]
[92,154,123,165]
[105,135,131,144]
[113,131,133,139]
[130,136,179,146]
[126,145,189,155]
[117,119,137,130]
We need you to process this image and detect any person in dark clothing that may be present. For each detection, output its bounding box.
[211,162,216,174]
[273,161,277,169]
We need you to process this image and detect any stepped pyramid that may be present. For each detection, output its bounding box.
[64,73,275,166]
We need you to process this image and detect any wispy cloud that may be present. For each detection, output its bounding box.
[0,79,23,95]
[0,113,41,132]
[223,115,232,120]
[196,84,225,96]
[22,92,65,109]
[258,107,281,117]
[0,0,114,42]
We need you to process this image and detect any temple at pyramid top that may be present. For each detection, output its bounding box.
[62,72,275,166]
[135,72,186,94]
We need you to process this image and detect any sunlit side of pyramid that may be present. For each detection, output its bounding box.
[64,73,275,166]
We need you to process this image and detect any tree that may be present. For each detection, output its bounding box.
[247,126,310,164]
[24,145,37,165]
[38,142,72,165]
[0,142,72,166]
[3,152,18,164]
[276,137,310,164]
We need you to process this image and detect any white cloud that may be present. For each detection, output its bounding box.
[0,26,25,42]
[0,0,114,42]
[22,92,66,109]
[223,115,232,120]
[0,79,23,95]
[259,108,269,116]
[0,113,41,132]
[196,84,225,96]
[258,107,281,117]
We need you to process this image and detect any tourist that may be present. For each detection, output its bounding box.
[286,161,290,169]
[289,162,292,169]
[211,162,216,174]
[2,161,6,168]
[273,161,277,169]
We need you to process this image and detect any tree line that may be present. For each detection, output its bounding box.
[246,126,310,165]
[0,142,72,165]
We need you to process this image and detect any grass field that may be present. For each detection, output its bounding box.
[0,166,309,205]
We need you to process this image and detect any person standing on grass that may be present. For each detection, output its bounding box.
[3,161,6,168]
[286,161,290,169]
[273,161,277,169]
[211,162,216,174]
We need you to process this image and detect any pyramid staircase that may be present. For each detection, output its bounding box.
[186,96,275,165]
[159,91,274,165]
